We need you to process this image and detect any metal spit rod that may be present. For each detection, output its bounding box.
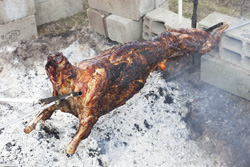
[0,91,82,130]
[224,19,250,32]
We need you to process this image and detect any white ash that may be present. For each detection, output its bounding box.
[0,42,225,167]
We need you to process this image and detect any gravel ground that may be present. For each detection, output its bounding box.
[0,27,249,167]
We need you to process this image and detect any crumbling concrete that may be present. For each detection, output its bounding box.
[0,0,35,25]
[88,0,154,20]
[34,0,83,25]
[201,54,250,101]
[106,15,142,43]
[143,8,191,40]
[0,15,37,48]
[87,8,110,37]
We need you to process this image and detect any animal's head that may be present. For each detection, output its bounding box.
[199,22,229,53]
[45,52,75,85]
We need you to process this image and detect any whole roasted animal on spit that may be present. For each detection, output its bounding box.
[24,22,229,154]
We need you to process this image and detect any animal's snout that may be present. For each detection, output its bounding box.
[47,52,63,63]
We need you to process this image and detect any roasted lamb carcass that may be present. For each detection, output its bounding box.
[24,22,229,154]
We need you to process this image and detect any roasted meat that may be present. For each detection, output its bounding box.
[25,22,229,154]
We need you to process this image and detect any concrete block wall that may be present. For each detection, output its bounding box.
[0,0,37,47]
[87,0,169,43]
[88,0,154,21]
[143,8,191,40]
[0,0,84,48]
[0,0,35,24]
[34,0,83,26]
[220,24,250,70]
[200,12,250,100]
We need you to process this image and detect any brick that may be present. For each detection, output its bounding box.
[87,8,110,37]
[88,0,154,20]
[220,23,250,70]
[201,54,250,101]
[0,15,37,48]
[34,0,83,25]
[106,15,142,43]
[0,0,35,24]
[143,8,191,40]
[198,12,240,29]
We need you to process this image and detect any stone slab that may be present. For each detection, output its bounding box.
[0,0,35,24]
[0,15,37,48]
[87,8,110,37]
[35,0,83,25]
[201,54,250,101]
[143,8,191,40]
[88,0,154,20]
[106,14,142,43]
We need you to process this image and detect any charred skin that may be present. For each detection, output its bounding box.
[25,22,229,154]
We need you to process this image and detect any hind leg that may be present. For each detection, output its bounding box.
[67,115,97,154]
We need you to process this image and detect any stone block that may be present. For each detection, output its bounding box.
[87,8,110,37]
[34,0,83,25]
[198,12,240,29]
[0,0,35,24]
[88,0,154,20]
[201,54,250,101]
[106,15,142,43]
[143,8,191,40]
[0,15,37,48]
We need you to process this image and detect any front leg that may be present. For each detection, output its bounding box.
[24,104,57,133]
[67,115,97,154]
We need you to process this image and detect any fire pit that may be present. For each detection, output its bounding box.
[0,27,250,167]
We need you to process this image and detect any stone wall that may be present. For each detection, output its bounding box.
[87,0,170,43]
[0,0,37,47]
[0,0,84,47]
